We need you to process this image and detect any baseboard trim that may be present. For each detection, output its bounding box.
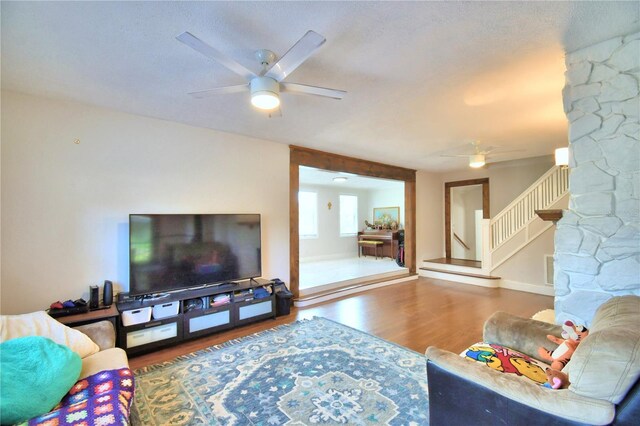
[500,279,555,296]
[294,275,418,307]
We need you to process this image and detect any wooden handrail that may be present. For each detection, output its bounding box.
[453,232,471,250]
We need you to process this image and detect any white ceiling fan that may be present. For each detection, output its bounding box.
[440,141,524,168]
[176,30,346,112]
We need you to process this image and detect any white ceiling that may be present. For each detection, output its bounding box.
[2,1,638,172]
[299,166,404,190]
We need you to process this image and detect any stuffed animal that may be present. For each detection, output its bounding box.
[537,320,589,371]
[542,368,570,389]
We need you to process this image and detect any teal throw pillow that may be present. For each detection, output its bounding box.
[0,336,82,424]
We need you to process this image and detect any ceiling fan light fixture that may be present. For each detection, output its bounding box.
[469,154,485,168]
[250,76,280,110]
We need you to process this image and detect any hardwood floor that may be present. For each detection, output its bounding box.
[128,276,553,369]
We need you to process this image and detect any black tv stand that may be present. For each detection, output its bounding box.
[115,278,276,355]
[144,293,171,301]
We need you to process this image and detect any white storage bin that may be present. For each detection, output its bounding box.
[152,301,179,319]
[121,306,152,326]
[126,322,178,348]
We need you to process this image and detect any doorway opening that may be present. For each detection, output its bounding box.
[298,166,407,296]
[290,146,417,299]
[444,178,489,267]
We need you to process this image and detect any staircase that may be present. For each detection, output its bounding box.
[488,165,569,269]
[420,166,569,291]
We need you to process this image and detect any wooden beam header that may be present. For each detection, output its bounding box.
[290,145,416,182]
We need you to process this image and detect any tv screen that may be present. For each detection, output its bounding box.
[129,214,261,296]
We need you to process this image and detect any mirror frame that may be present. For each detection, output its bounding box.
[444,178,490,259]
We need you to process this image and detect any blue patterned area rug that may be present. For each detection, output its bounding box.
[131,317,429,425]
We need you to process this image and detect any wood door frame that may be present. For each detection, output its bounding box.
[445,178,489,259]
[290,145,416,299]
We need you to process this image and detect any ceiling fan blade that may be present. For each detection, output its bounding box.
[176,32,256,81]
[478,146,525,155]
[281,82,346,99]
[264,30,326,81]
[480,149,526,155]
[440,154,475,158]
[188,84,249,98]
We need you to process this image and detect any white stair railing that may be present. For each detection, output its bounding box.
[490,166,569,250]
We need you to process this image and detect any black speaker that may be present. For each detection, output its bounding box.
[89,285,99,309]
[103,280,113,307]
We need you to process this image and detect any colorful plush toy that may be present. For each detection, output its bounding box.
[543,368,570,389]
[537,320,589,371]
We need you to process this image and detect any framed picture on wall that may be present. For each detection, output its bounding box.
[373,206,400,225]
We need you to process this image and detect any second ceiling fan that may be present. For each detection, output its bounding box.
[176,30,346,111]
[440,141,524,168]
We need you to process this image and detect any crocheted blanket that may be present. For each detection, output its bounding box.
[25,368,134,426]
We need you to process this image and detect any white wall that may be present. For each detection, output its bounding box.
[299,184,370,261]
[1,91,290,314]
[451,185,482,259]
[415,158,553,265]
[440,155,555,216]
[494,226,555,289]
[450,188,466,259]
[416,170,444,262]
[367,187,405,226]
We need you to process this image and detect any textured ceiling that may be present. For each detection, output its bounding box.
[299,166,404,190]
[2,1,638,171]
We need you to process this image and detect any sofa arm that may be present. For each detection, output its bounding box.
[425,346,614,425]
[79,347,129,380]
[483,311,564,359]
[74,321,115,351]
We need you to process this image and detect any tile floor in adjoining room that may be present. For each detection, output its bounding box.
[299,256,407,292]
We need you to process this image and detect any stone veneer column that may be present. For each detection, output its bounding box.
[555,32,640,326]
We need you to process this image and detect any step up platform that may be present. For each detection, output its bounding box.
[419,259,501,288]
[295,273,417,307]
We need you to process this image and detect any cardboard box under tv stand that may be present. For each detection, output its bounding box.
[116,278,276,356]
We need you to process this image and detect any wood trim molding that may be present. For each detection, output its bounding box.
[535,209,563,222]
[404,180,416,274]
[289,161,300,297]
[290,145,416,182]
[444,178,490,259]
[290,146,417,297]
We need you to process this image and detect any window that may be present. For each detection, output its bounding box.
[298,191,318,238]
[340,195,358,236]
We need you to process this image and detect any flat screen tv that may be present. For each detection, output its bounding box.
[129,214,261,296]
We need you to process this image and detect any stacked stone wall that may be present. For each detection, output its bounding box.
[555,32,640,326]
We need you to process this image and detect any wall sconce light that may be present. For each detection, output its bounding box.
[555,147,569,168]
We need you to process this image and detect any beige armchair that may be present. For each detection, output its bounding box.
[426,296,640,425]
